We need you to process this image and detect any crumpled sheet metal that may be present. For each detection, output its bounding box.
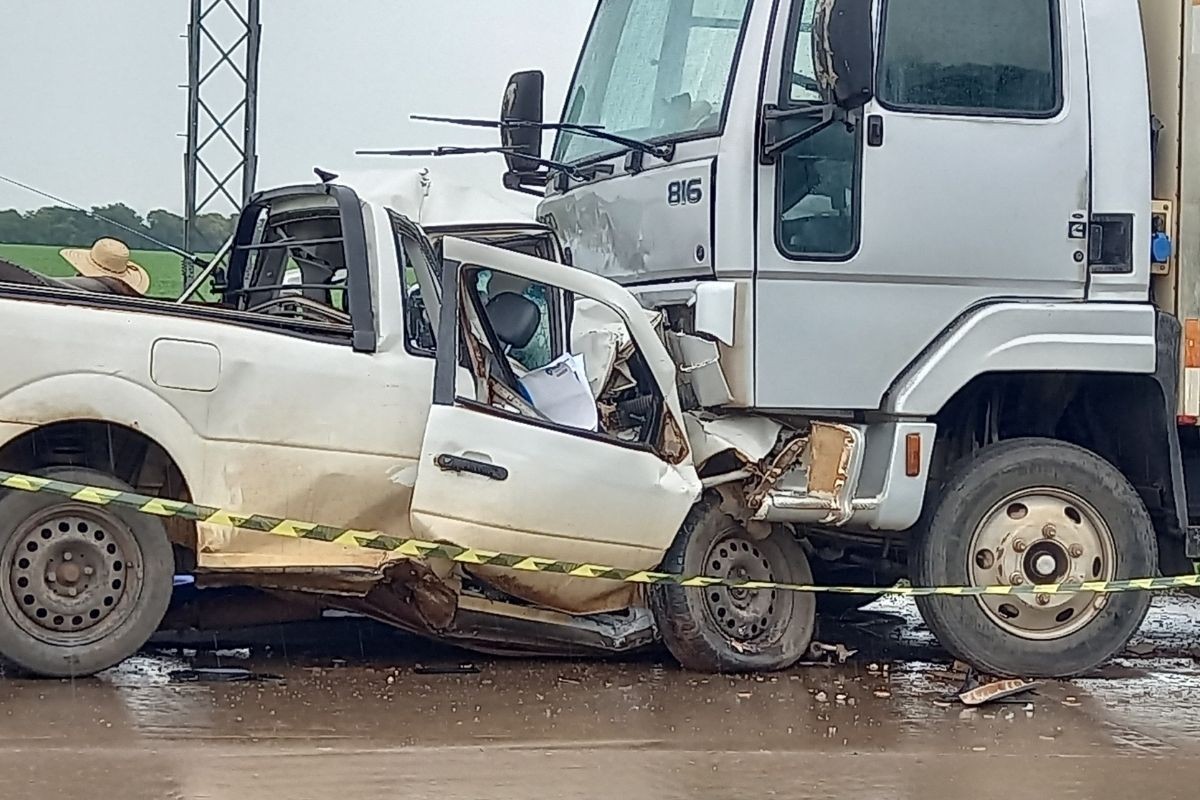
[571,297,662,398]
[684,413,783,467]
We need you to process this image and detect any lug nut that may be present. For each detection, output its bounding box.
[1013,539,1028,553]
[62,552,73,561]
[83,566,94,576]
[1009,572,1025,586]
[66,586,78,597]
[1036,593,1051,606]
[1068,544,1084,558]
[1042,524,1056,539]
[46,573,56,583]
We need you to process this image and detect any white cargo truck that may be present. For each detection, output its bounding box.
[463,0,1200,677]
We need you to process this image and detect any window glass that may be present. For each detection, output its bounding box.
[475,270,555,371]
[776,119,859,258]
[553,0,752,163]
[879,0,1057,115]
[457,268,665,449]
[775,0,860,260]
[786,0,820,104]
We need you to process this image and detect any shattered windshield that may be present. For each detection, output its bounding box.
[552,0,753,164]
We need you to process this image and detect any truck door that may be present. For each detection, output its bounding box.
[754,0,1090,409]
[408,237,701,613]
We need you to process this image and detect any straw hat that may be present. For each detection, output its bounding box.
[60,238,151,296]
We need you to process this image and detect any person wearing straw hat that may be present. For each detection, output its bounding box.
[59,238,151,296]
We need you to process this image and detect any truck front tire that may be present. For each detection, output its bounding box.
[912,438,1156,677]
[650,496,816,672]
[0,467,174,678]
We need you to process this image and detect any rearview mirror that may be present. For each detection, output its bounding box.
[500,70,545,175]
[812,0,874,110]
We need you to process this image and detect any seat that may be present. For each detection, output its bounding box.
[486,291,540,351]
[481,291,541,402]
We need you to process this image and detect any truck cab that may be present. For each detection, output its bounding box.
[493,0,1200,676]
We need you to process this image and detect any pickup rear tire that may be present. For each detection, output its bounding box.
[912,438,1156,678]
[0,467,174,678]
[650,496,816,672]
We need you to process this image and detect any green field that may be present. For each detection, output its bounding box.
[0,243,191,299]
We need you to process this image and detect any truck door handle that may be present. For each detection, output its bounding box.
[867,115,884,147]
[434,454,509,481]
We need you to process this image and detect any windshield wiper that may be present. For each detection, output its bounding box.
[354,145,612,182]
[411,114,676,162]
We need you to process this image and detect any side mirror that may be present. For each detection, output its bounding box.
[812,0,874,111]
[500,70,545,175]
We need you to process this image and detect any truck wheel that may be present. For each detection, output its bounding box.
[649,496,816,672]
[912,438,1156,678]
[0,467,174,678]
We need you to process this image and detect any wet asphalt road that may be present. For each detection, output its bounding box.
[2,595,1200,800]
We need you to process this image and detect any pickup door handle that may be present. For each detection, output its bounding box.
[434,454,509,481]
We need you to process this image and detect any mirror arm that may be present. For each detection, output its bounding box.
[505,161,616,195]
[760,104,845,164]
[503,172,549,197]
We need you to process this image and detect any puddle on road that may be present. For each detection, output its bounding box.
[1,593,1198,800]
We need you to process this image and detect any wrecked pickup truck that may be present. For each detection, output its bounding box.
[0,169,842,678]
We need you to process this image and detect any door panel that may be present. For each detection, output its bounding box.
[411,404,699,612]
[754,0,1090,410]
[410,237,701,614]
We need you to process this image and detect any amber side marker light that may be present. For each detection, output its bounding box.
[905,432,922,477]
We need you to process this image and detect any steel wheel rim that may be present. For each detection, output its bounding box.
[0,503,143,647]
[701,527,792,647]
[968,487,1116,641]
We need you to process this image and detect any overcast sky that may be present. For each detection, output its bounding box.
[0,0,595,213]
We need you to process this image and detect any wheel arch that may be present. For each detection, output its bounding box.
[928,313,1185,571]
[0,376,204,559]
[882,302,1158,417]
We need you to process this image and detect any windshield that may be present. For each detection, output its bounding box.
[553,0,753,164]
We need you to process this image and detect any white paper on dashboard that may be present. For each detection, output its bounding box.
[517,353,598,431]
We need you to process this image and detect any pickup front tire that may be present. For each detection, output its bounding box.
[912,438,1156,678]
[0,467,174,678]
[650,496,816,672]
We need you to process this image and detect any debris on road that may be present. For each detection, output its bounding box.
[958,677,1040,707]
[1125,641,1157,656]
[413,663,480,675]
[805,641,858,665]
[168,667,282,683]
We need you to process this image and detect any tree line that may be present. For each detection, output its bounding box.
[0,203,236,253]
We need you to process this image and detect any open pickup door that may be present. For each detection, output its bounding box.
[409,237,701,613]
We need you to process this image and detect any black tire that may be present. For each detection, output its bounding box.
[0,467,174,678]
[912,438,1156,678]
[649,496,816,672]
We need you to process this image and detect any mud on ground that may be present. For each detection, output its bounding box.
[1,594,1199,799]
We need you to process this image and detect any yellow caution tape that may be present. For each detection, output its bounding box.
[1,470,1196,598]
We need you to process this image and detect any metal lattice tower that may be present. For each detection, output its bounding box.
[183,0,261,273]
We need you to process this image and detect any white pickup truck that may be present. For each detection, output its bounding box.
[0,170,836,678]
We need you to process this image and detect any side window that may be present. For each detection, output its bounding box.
[234,209,354,331]
[400,250,436,355]
[774,0,861,260]
[453,265,672,455]
[878,0,1059,116]
[475,270,556,371]
[786,0,820,104]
